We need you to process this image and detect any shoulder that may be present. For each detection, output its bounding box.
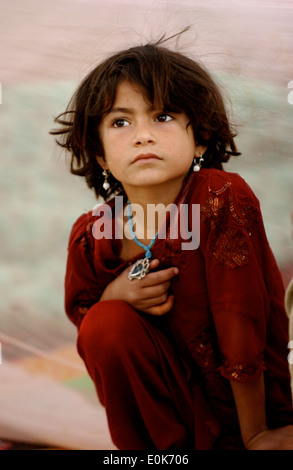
[186,168,264,240]
[67,210,97,253]
[193,168,257,197]
[188,170,266,270]
[187,168,260,207]
[68,197,117,248]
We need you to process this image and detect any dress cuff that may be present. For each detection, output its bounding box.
[220,356,265,383]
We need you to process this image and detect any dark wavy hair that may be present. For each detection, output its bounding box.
[50,35,240,200]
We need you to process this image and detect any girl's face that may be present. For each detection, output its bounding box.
[98,80,204,198]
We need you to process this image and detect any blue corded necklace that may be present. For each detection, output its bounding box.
[126,199,159,280]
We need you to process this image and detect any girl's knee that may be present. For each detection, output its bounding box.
[77,300,140,360]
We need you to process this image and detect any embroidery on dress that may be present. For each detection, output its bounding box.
[208,226,250,269]
[228,196,261,232]
[208,182,231,196]
[201,182,261,269]
[72,287,103,321]
[189,327,221,370]
[155,239,188,269]
[79,220,96,252]
[201,196,226,221]
[221,357,265,382]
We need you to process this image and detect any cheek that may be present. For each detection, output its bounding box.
[100,138,118,164]
[103,131,126,154]
[103,153,125,180]
[182,136,196,159]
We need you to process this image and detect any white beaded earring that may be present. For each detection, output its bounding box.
[193,153,204,172]
[102,169,110,190]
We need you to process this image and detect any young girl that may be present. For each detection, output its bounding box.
[51,39,293,450]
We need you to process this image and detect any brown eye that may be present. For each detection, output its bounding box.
[113,119,129,128]
[155,114,173,123]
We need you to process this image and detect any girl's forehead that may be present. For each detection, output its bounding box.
[114,80,151,103]
[102,77,186,117]
[107,80,157,114]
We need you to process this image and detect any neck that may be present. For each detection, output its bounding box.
[124,178,184,210]
[123,179,185,241]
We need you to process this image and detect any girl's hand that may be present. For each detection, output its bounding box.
[100,259,179,315]
[246,425,293,450]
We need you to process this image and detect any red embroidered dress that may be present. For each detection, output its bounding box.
[65,169,293,449]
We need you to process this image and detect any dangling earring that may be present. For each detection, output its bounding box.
[193,153,204,172]
[102,169,110,190]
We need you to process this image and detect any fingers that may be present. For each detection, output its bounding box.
[149,259,160,270]
[142,280,172,299]
[142,262,179,287]
[122,259,178,316]
[144,295,175,316]
[127,280,171,308]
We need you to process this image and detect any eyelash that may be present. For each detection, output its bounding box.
[112,113,173,128]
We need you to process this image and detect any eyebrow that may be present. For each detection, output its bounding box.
[107,104,158,115]
[107,107,135,115]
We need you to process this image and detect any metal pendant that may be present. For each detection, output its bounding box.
[128,258,150,280]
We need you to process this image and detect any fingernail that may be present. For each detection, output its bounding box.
[174,268,179,275]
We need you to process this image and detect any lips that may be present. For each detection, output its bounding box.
[133,153,161,163]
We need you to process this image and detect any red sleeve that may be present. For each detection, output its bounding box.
[65,212,102,329]
[198,171,282,383]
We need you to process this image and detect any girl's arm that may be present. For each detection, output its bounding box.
[231,373,293,450]
[230,373,268,447]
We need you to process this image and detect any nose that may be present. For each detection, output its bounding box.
[133,120,155,146]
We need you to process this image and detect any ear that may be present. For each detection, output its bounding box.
[194,143,208,156]
[194,129,210,155]
[96,156,108,170]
